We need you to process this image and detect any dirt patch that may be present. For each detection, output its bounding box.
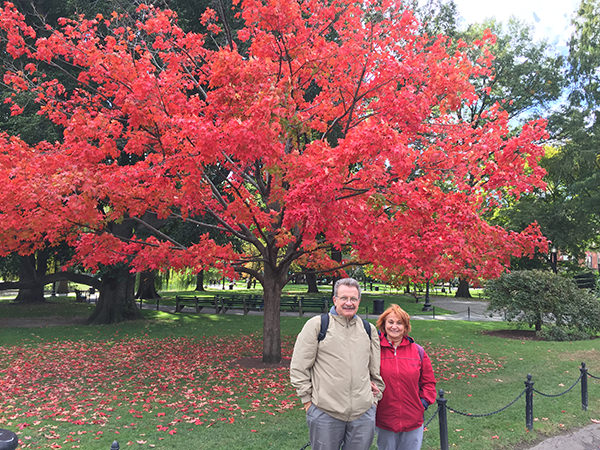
[230,356,291,370]
[0,316,87,328]
[481,329,544,340]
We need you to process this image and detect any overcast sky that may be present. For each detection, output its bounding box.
[452,0,581,51]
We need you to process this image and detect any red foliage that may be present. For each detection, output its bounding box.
[0,335,296,447]
[421,342,503,381]
[0,0,548,361]
[0,1,547,281]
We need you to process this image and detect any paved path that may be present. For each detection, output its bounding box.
[522,423,600,450]
[410,296,505,321]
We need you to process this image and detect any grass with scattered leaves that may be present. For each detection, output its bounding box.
[0,292,598,449]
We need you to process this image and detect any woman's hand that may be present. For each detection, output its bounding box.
[371,381,381,397]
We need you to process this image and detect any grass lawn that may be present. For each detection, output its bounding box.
[0,293,599,449]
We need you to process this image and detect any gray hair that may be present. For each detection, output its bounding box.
[333,278,361,298]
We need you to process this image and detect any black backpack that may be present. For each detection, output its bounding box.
[317,313,372,342]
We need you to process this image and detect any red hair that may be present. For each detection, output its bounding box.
[376,304,411,335]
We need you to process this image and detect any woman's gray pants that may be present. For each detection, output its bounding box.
[376,425,424,450]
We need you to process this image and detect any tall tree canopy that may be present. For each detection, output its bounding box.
[0,0,547,361]
[499,0,600,262]
[546,0,600,254]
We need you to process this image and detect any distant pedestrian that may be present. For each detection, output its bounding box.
[290,277,385,450]
[375,305,436,450]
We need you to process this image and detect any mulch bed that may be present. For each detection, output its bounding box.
[482,329,543,340]
[232,356,291,370]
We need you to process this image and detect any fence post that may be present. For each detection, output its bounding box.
[0,429,18,450]
[580,362,588,411]
[467,306,470,320]
[525,374,534,431]
[111,441,119,450]
[436,389,449,450]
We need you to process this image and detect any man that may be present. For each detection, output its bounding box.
[290,277,385,450]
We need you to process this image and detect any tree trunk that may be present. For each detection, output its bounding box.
[330,247,342,296]
[455,278,472,298]
[56,279,69,294]
[136,270,160,299]
[88,265,140,324]
[305,271,319,293]
[195,270,205,291]
[14,253,47,303]
[262,264,285,363]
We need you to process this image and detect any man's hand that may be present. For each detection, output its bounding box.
[303,401,312,412]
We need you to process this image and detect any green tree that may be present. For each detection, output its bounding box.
[500,0,600,265]
[546,0,600,253]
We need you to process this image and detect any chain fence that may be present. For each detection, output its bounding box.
[294,361,599,450]
[424,362,597,450]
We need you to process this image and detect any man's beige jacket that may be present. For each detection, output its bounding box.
[290,312,385,421]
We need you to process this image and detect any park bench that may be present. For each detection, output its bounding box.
[175,295,219,313]
[279,296,330,315]
[280,296,300,311]
[74,289,87,302]
[574,272,596,290]
[74,288,97,303]
[218,295,263,314]
[409,291,423,303]
[297,296,329,315]
[138,296,161,311]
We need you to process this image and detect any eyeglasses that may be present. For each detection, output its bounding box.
[336,296,360,303]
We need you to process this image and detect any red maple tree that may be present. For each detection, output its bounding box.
[0,0,547,361]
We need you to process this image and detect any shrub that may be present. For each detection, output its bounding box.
[538,325,593,341]
[485,270,600,339]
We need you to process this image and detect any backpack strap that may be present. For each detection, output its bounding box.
[318,313,372,342]
[361,318,372,340]
[318,313,329,342]
[415,343,424,362]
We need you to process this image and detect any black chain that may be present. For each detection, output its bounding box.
[533,374,582,398]
[423,406,439,428]
[446,389,526,418]
[299,367,587,449]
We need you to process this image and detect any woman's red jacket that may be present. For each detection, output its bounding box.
[376,333,437,432]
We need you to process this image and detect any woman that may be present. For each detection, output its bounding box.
[375,304,437,450]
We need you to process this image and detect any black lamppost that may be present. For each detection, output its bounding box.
[550,247,558,274]
[421,280,432,311]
